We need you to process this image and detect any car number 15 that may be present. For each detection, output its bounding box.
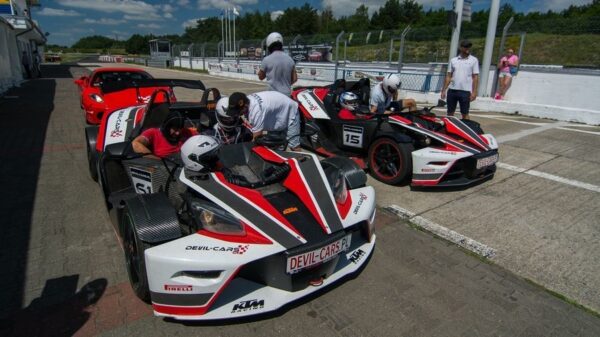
[343,125,364,148]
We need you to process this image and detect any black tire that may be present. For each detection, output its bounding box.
[85,127,99,182]
[368,138,413,185]
[86,139,98,182]
[122,206,151,302]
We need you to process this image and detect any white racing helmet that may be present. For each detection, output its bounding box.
[339,92,360,111]
[215,96,241,130]
[266,32,283,48]
[382,74,401,95]
[181,135,220,172]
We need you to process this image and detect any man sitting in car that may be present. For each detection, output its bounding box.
[132,111,198,158]
[369,74,416,114]
[203,97,253,145]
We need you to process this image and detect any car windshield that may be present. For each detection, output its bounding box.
[94,71,152,85]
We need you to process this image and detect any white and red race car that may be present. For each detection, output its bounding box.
[89,79,376,320]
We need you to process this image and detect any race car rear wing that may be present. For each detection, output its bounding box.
[101,78,206,94]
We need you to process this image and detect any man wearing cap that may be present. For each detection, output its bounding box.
[258,32,298,97]
[441,40,479,120]
[228,91,301,151]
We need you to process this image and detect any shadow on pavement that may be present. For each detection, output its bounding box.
[0,276,107,337]
[0,78,56,319]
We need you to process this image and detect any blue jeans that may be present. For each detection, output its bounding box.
[447,89,471,117]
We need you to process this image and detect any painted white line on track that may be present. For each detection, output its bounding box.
[556,127,600,136]
[496,121,569,143]
[385,205,496,258]
[497,162,600,193]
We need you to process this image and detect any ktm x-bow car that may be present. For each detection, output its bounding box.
[292,78,499,187]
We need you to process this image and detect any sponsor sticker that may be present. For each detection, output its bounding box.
[353,192,368,215]
[286,234,351,274]
[231,299,264,313]
[185,244,249,255]
[476,153,499,169]
[283,207,298,215]
[347,248,366,264]
[297,91,329,119]
[163,284,193,292]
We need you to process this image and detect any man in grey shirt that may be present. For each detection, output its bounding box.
[441,40,479,120]
[258,32,298,97]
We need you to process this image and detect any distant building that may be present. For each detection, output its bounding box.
[0,0,47,93]
[148,39,172,68]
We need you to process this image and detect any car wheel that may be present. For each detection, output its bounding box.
[86,135,98,182]
[368,138,413,185]
[122,206,151,302]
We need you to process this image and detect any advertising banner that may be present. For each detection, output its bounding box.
[0,0,13,15]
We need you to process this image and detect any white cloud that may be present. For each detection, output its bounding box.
[529,0,592,12]
[138,23,161,29]
[177,0,190,6]
[182,18,202,29]
[271,10,283,21]
[83,18,125,25]
[57,0,158,15]
[37,7,81,16]
[124,13,162,21]
[321,0,449,17]
[195,0,257,11]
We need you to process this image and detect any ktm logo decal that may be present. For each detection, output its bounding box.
[283,207,298,215]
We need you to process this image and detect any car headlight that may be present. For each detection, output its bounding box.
[190,202,246,236]
[90,93,104,103]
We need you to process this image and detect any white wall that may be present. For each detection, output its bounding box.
[501,71,600,111]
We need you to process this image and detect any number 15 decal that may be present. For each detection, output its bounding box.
[343,125,364,148]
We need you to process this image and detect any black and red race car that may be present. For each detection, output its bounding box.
[292,79,499,187]
[74,67,174,125]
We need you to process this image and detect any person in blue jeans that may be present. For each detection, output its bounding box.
[441,40,480,120]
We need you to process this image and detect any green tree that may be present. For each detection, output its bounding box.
[72,35,115,49]
[125,34,150,54]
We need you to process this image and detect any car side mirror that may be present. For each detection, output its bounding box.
[302,121,320,137]
[104,142,136,159]
[437,99,446,107]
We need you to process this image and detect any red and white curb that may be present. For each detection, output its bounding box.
[385,205,497,259]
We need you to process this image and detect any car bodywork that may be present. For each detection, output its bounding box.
[292,79,499,187]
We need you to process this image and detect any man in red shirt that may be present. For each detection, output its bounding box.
[132,111,197,158]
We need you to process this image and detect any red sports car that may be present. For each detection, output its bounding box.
[74,67,174,125]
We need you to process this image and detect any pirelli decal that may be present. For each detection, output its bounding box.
[389,116,480,155]
[444,117,491,151]
[191,173,305,249]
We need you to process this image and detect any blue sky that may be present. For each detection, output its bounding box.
[33,0,591,46]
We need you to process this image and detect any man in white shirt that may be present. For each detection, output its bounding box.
[369,74,416,114]
[441,40,479,120]
[228,91,301,151]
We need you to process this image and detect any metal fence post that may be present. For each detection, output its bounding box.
[188,43,193,70]
[201,42,206,71]
[491,16,514,97]
[397,25,411,73]
[388,38,395,66]
[218,41,223,62]
[518,32,526,68]
[334,31,345,80]
[343,40,347,80]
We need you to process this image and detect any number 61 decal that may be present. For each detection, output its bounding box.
[343,125,364,148]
